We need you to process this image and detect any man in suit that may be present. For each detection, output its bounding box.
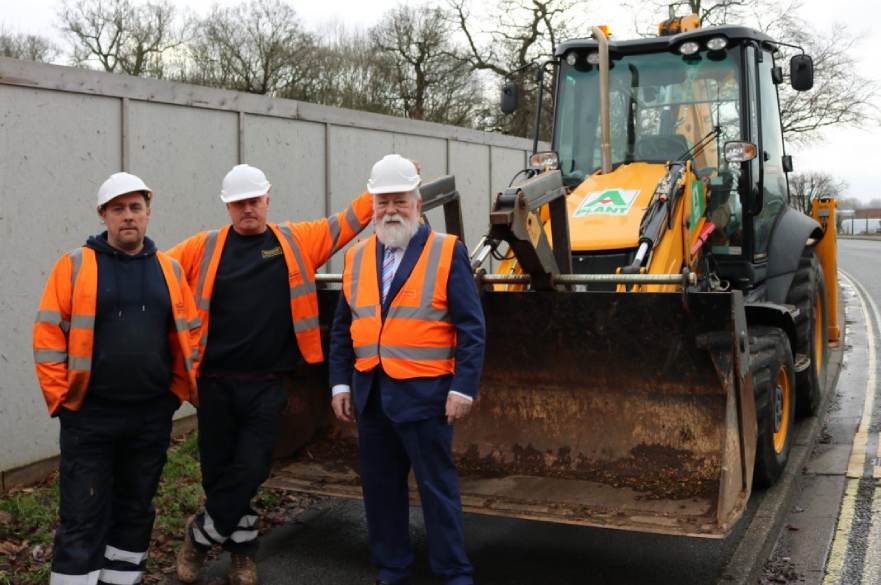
[329,154,486,585]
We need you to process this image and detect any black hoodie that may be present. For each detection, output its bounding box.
[85,232,174,404]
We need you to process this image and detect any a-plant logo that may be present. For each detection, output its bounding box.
[573,189,640,217]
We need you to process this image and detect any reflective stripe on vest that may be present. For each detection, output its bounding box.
[67,248,93,374]
[345,240,379,363]
[327,204,364,255]
[276,224,319,335]
[195,230,219,311]
[69,247,83,290]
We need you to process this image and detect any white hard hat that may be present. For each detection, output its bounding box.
[96,172,152,208]
[367,154,421,195]
[220,164,271,203]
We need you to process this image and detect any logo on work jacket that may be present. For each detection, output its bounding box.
[574,189,640,217]
[261,246,283,259]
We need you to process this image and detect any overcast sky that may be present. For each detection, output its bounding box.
[3,0,880,202]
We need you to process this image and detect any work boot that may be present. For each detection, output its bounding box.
[228,552,258,585]
[176,515,207,584]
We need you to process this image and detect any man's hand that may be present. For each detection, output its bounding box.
[332,393,354,423]
[445,393,473,425]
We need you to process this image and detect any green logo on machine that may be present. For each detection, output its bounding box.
[574,189,640,217]
[689,180,705,233]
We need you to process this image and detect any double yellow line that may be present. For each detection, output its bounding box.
[823,271,880,584]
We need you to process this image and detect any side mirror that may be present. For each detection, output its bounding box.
[790,54,814,91]
[501,81,519,114]
[782,154,793,173]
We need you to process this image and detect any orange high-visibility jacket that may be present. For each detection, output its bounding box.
[343,231,458,378]
[168,192,373,366]
[32,247,201,416]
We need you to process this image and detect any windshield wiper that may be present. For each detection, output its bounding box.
[678,125,721,162]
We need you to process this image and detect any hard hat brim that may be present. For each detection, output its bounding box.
[97,189,153,208]
[220,187,270,203]
[367,180,421,195]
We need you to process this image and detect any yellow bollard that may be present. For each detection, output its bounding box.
[811,197,840,343]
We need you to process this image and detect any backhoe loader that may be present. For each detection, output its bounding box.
[268,16,840,538]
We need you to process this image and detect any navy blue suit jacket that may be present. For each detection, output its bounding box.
[329,225,486,423]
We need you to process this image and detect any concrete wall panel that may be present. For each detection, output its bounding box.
[448,141,491,251]
[391,134,448,237]
[244,115,326,224]
[491,147,528,201]
[128,101,238,248]
[0,86,122,469]
[488,147,529,270]
[325,127,394,272]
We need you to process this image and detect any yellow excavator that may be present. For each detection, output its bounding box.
[269,15,840,538]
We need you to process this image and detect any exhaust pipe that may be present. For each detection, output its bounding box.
[593,26,613,174]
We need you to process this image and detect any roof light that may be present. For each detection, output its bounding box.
[707,37,728,51]
[566,52,578,66]
[679,41,700,56]
[724,141,757,163]
[586,52,600,65]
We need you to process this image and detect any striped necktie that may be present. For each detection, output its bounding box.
[382,247,398,302]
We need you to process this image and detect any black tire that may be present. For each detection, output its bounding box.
[785,251,829,417]
[751,326,796,488]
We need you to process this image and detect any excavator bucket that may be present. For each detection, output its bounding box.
[268,288,756,538]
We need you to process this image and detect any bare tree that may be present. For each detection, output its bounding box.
[370,5,483,126]
[761,6,878,142]
[449,0,586,138]
[281,24,398,115]
[59,0,189,77]
[0,30,59,62]
[789,171,847,214]
[185,0,312,95]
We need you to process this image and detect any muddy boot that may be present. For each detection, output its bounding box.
[176,515,208,584]
[228,552,258,585]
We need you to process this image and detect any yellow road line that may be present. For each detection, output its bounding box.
[848,431,870,478]
[845,272,881,585]
[863,482,881,584]
[823,478,860,585]
[823,272,877,584]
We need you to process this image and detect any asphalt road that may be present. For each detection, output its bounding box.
[189,242,881,585]
[196,495,759,585]
[763,237,881,585]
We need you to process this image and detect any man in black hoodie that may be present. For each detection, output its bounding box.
[33,172,200,585]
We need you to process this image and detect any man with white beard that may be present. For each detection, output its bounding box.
[329,154,486,585]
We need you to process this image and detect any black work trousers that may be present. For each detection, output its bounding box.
[195,376,287,556]
[51,394,177,585]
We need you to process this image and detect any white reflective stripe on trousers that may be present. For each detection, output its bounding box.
[50,570,100,585]
[229,528,259,543]
[104,545,147,565]
[99,568,143,584]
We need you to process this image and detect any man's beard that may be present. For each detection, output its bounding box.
[375,213,419,249]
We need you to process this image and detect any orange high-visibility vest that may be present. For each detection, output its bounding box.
[32,247,201,415]
[167,192,373,366]
[343,231,458,379]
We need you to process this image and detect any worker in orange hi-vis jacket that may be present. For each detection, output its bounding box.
[32,172,200,585]
[168,164,373,585]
